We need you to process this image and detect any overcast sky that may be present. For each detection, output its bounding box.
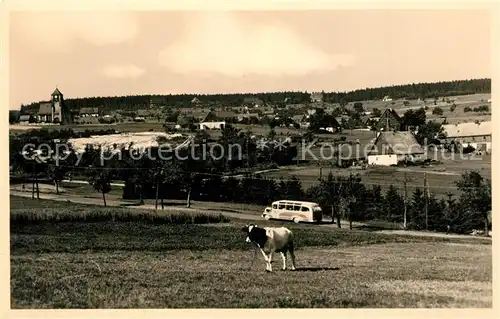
[9,9,490,109]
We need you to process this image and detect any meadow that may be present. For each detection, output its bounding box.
[10,196,492,308]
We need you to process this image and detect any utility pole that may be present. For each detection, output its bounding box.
[424,172,428,231]
[403,172,408,230]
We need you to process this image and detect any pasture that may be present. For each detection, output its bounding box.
[10,196,492,308]
[264,152,491,198]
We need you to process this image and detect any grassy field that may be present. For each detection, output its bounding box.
[263,152,491,198]
[10,196,492,308]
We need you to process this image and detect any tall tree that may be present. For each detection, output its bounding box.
[455,171,491,235]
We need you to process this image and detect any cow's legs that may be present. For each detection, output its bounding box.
[260,249,273,272]
[280,252,287,270]
[266,252,273,272]
[289,244,296,271]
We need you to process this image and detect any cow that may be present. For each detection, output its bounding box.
[241,224,296,272]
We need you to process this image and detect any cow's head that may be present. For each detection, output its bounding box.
[241,224,267,247]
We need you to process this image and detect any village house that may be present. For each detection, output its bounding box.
[238,112,260,124]
[375,108,402,131]
[19,114,32,124]
[382,95,393,102]
[441,121,492,153]
[242,96,263,108]
[79,107,100,118]
[367,131,426,166]
[199,110,229,130]
[36,88,73,125]
[191,97,202,105]
[310,92,324,103]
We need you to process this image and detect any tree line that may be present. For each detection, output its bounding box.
[19,79,490,114]
[10,126,490,236]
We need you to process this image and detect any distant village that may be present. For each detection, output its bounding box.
[9,86,492,167]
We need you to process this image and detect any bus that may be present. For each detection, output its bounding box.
[262,200,323,223]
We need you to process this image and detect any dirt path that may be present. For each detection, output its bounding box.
[10,189,490,241]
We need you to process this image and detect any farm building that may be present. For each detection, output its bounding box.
[367,131,426,166]
[442,121,492,153]
[198,110,235,130]
[382,95,393,102]
[19,115,32,124]
[292,114,308,127]
[242,96,263,108]
[374,108,402,131]
[35,88,73,125]
[79,107,100,117]
[310,92,324,103]
[238,113,260,124]
[191,97,202,105]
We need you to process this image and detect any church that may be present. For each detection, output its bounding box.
[37,88,73,125]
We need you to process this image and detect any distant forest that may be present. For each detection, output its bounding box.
[20,78,491,114]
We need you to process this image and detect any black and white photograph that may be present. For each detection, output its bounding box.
[5,0,495,312]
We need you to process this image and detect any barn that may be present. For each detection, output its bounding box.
[442,121,491,153]
[367,131,425,166]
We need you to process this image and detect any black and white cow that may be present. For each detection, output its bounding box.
[241,224,296,272]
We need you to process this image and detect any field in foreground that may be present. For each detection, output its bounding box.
[10,196,492,308]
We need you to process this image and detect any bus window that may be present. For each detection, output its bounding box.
[293,206,301,211]
[278,204,285,209]
[301,206,310,212]
[272,204,277,209]
[286,205,293,210]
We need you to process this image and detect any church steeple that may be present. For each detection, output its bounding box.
[51,87,63,99]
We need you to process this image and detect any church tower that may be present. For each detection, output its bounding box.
[51,88,63,123]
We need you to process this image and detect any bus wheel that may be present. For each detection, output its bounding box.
[293,217,300,224]
[264,214,271,220]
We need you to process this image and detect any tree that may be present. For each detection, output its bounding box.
[415,120,446,145]
[267,128,277,140]
[372,108,382,117]
[353,102,364,114]
[401,107,426,130]
[384,185,404,223]
[455,171,491,235]
[450,103,456,112]
[408,188,425,230]
[432,107,444,115]
[47,164,66,195]
[88,169,112,206]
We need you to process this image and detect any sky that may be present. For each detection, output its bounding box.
[9,9,491,109]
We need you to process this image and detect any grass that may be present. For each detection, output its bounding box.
[10,195,492,308]
[263,152,491,198]
[10,196,229,225]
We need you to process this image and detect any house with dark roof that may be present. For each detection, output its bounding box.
[242,96,263,107]
[79,107,100,117]
[199,110,228,130]
[375,108,402,131]
[367,131,425,166]
[238,112,260,124]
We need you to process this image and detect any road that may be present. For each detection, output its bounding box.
[10,189,490,241]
